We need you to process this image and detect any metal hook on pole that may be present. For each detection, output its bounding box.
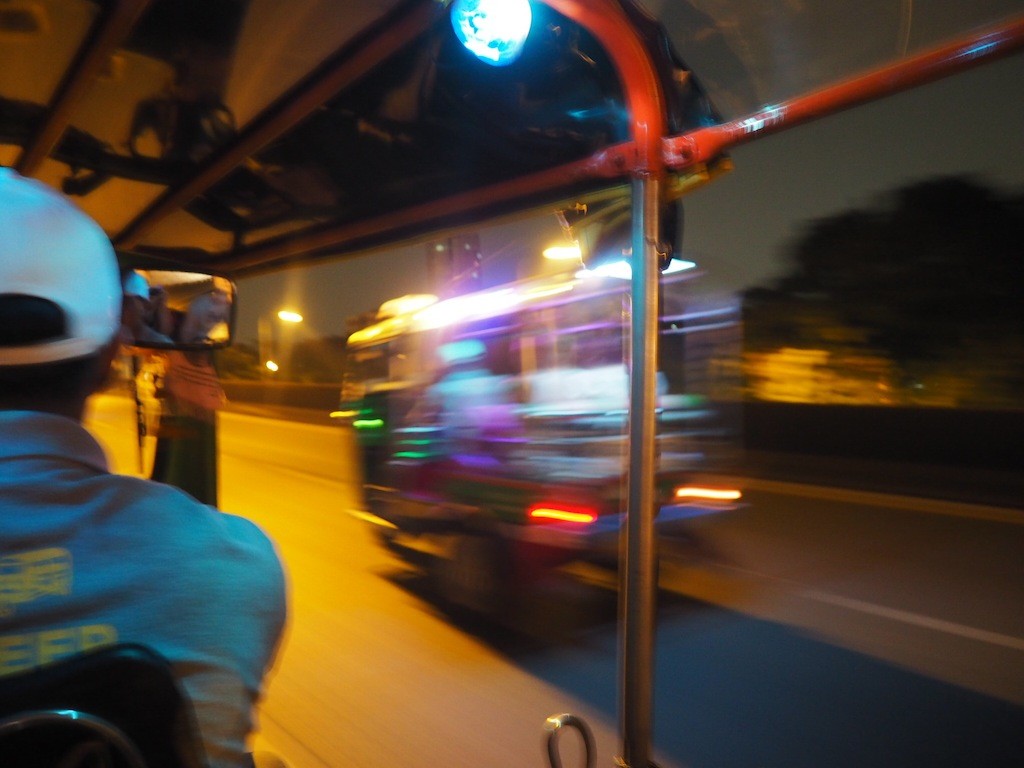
[544,713,595,768]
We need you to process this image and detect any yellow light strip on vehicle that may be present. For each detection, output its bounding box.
[673,487,742,501]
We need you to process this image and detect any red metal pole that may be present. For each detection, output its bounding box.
[544,0,664,173]
[664,15,1024,170]
[543,3,666,767]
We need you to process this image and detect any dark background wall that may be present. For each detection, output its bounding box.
[743,402,1023,471]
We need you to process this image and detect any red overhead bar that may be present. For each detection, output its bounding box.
[664,15,1024,171]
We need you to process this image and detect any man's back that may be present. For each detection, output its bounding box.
[0,167,287,768]
[0,410,286,767]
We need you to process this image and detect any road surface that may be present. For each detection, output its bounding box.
[85,395,1024,768]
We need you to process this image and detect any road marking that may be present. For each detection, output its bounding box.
[671,563,1024,654]
[801,590,1024,652]
[741,478,1024,524]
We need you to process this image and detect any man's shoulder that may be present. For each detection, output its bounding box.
[107,475,279,561]
[118,478,286,607]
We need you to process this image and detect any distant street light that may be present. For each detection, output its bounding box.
[259,308,304,377]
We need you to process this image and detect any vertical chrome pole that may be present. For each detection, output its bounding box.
[620,173,660,768]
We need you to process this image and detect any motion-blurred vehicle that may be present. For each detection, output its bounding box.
[339,264,744,612]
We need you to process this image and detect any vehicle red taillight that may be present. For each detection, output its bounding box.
[527,503,598,525]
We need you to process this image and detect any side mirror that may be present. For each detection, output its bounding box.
[117,255,237,351]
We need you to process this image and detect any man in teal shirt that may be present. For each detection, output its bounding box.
[0,168,287,768]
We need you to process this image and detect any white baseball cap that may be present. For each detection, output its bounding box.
[0,168,122,366]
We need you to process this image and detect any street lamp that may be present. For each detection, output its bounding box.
[259,309,303,377]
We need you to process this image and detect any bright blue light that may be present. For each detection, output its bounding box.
[451,0,532,67]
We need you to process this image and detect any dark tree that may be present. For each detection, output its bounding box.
[290,335,347,383]
[747,176,1024,404]
[216,342,261,380]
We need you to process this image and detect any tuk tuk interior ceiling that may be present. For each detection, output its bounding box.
[1,0,1020,275]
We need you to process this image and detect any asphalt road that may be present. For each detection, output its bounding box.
[85,396,1024,768]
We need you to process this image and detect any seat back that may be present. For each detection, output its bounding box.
[0,644,207,768]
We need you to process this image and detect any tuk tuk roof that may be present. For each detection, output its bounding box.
[2,0,1021,277]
